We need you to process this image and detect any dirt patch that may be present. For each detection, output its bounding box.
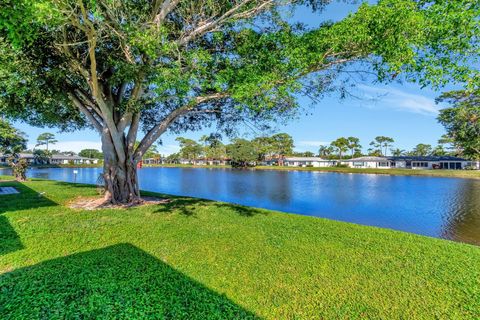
[68,196,170,210]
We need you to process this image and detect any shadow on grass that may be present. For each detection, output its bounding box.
[0,181,58,256]
[152,195,268,217]
[0,243,260,319]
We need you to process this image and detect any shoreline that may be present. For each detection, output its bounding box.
[143,163,480,179]
[2,163,479,179]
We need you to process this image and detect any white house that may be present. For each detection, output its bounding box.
[388,156,475,170]
[0,153,98,165]
[342,156,393,169]
[282,157,337,167]
[343,156,475,170]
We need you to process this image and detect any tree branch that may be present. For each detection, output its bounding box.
[153,0,181,26]
[177,0,273,46]
[134,92,228,160]
[68,92,103,132]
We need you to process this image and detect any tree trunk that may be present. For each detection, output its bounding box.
[101,133,140,204]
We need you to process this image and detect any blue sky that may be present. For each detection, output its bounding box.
[14,2,455,155]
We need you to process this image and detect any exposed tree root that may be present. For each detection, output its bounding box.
[68,196,170,210]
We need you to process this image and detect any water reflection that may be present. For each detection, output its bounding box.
[441,180,480,245]
[2,167,479,246]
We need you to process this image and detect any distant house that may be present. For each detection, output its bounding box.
[342,156,393,169]
[142,158,163,165]
[142,157,230,166]
[342,156,477,170]
[270,157,337,167]
[0,153,98,166]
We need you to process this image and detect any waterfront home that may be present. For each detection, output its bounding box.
[142,157,230,165]
[282,157,337,167]
[142,157,164,165]
[342,156,393,169]
[0,153,98,165]
[343,156,477,170]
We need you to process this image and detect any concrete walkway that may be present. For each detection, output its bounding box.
[0,187,19,195]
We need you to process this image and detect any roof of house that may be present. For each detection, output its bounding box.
[344,156,389,162]
[284,157,332,162]
[344,155,470,162]
[387,156,469,161]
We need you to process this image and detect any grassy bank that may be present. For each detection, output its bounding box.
[146,163,480,179]
[1,179,479,319]
[256,165,480,179]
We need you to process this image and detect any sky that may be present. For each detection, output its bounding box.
[13,2,457,155]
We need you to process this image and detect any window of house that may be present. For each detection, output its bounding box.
[353,162,364,167]
[378,162,389,167]
[413,162,428,167]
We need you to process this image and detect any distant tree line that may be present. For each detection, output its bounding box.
[168,133,294,167]
[169,131,475,167]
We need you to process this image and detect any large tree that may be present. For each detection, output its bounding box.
[176,137,203,162]
[1,1,479,203]
[270,133,294,158]
[226,138,257,167]
[437,91,480,160]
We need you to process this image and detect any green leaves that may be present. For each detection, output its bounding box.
[0,119,27,155]
[0,0,479,145]
[437,90,480,160]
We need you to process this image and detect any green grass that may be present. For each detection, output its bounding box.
[146,164,480,179]
[1,179,479,319]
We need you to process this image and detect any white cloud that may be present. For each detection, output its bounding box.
[28,140,102,153]
[358,85,439,116]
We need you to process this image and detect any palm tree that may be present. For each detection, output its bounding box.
[347,137,361,158]
[370,136,394,156]
[330,137,349,159]
[391,148,406,156]
[36,132,58,151]
[318,145,330,157]
[411,143,433,156]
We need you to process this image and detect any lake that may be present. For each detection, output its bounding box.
[2,167,480,245]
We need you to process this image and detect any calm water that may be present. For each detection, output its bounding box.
[2,167,480,245]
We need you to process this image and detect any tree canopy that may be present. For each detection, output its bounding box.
[0,118,27,155]
[227,138,258,167]
[79,149,104,159]
[1,0,479,203]
[176,137,203,161]
[370,136,395,157]
[36,132,58,151]
[437,91,480,160]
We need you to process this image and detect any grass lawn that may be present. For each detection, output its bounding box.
[1,179,479,319]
